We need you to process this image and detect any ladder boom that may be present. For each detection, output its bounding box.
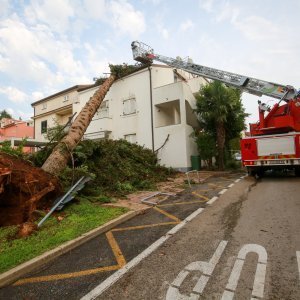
[131,41,296,101]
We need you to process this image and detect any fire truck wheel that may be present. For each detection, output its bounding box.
[247,168,256,177]
[295,167,300,177]
[257,168,265,178]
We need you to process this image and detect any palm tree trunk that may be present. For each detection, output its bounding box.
[42,74,116,176]
[216,121,226,170]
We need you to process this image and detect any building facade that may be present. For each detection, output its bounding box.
[31,85,92,142]
[0,118,34,153]
[32,65,206,171]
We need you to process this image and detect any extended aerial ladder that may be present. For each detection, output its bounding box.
[131,41,297,101]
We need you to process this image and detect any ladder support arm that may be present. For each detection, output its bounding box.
[131,41,296,101]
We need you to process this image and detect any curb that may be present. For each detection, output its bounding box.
[0,210,142,288]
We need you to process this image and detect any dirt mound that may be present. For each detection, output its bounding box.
[0,152,61,226]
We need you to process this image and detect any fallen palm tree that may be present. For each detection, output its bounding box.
[42,64,142,176]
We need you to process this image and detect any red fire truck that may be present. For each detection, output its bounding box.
[131,41,300,176]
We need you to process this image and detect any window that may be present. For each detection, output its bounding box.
[41,120,47,134]
[124,134,137,144]
[63,95,69,102]
[123,98,136,115]
[42,103,47,110]
[97,100,109,118]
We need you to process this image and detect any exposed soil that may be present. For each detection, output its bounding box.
[0,152,61,226]
[17,222,38,238]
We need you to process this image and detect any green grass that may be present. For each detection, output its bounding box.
[0,199,128,274]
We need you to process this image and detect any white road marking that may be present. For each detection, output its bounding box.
[221,290,234,300]
[192,275,210,294]
[219,189,227,195]
[252,262,267,298]
[222,244,267,299]
[166,241,228,300]
[166,221,187,236]
[235,179,241,183]
[225,259,244,291]
[297,251,300,281]
[207,196,218,205]
[185,208,204,222]
[228,183,234,188]
[171,270,189,287]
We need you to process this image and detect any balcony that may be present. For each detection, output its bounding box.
[155,100,181,128]
[153,81,183,106]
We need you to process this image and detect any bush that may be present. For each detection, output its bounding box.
[0,139,27,158]
[225,159,241,170]
[31,139,173,198]
[72,139,171,196]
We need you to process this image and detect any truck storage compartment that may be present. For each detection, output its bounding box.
[257,136,295,156]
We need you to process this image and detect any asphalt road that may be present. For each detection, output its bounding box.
[0,173,245,300]
[90,173,300,300]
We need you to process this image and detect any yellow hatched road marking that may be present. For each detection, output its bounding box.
[112,222,178,232]
[208,183,225,189]
[13,192,199,286]
[158,200,206,207]
[13,265,119,286]
[153,206,181,222]
[195,189,213,192]
[106,231,126,267]
[219,177,233,181]
[192,192,209,201]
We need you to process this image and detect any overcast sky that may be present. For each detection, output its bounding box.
[1,0,300,126]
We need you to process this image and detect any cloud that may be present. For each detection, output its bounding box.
[0,18,55,84]
[83,0,107,20]
[0,86,28,103]
[0,0,146,95]
[179,20,194,32]
[4,107,33,120]
[109,1,146,38]
[154,12,169,39]
[200,2,280,42]
[84,42,110,76]
[0,17,89,90]
[215,2,239,23]
[143,0,163,4]
[199,0,215,13]
[32,91,44,101]
[234,16,281,41]
[24,0,75,34]
[6,108,14,116]
[159,27,169,39]
[0,0,11,16]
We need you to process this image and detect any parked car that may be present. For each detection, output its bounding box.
[233,152,241,161]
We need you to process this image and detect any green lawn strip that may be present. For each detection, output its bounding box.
[0,199,128,274]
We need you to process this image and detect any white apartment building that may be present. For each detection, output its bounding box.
[32,65,206,171]
[32,85,93,142]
